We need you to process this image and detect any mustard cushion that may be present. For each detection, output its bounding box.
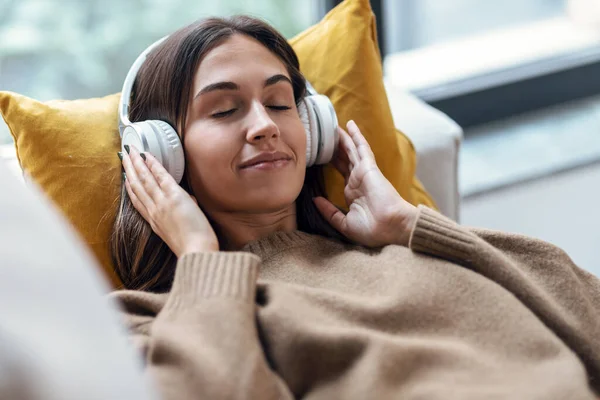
[0,92,123,287]
[0,0,436,288]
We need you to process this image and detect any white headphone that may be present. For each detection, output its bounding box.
[119,36,339,184]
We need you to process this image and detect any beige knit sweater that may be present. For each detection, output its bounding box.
[112,206,600,399]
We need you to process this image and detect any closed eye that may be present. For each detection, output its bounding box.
[211,105,289,119]
[211,109,236,118]
[267,105,292,111]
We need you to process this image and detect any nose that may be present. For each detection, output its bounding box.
[245,101,280,143]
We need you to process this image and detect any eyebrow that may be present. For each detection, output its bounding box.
[194,74,293,100]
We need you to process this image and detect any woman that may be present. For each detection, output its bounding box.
[111,16,600,400]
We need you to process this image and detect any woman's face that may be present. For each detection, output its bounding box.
[183,34,307,214]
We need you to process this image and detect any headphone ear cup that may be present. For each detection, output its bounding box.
[298,99,319,167]
[303,94,339,165]
[121,120,185,183]
[150,120,185,183]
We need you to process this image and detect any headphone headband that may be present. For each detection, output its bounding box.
[118,36,168,136]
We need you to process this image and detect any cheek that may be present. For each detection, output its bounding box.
[284,117,307,166]
[183,125,239,190]
[186,134,226,168]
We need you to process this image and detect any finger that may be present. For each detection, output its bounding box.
[347,120,375,160]
[313,196,347,235]
[330,153,350,185]
[142,151,180,197]
[124,176,150,220]
[127,145,165,204]
[330,135,351,183]
[337,126,359,167]
[121,146,156,211]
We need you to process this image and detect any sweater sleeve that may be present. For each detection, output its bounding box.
[115,252,294,400]
[409,205,600,394]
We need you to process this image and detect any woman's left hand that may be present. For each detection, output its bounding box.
[313,120,418,247]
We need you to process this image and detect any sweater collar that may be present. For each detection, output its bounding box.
[241,230,317,260]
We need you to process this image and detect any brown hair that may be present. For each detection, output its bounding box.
[110,16,349,292]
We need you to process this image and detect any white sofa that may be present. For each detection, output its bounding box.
[0,87,463,221]
[0,156,156,400]
[384,81,463,221]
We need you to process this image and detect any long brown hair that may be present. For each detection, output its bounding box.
[111,16,348,292]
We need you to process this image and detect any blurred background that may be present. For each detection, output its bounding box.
[1,0,599,272]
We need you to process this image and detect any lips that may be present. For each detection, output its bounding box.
[239,151,292,169]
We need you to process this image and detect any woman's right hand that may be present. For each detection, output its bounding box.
[121,145,219,257]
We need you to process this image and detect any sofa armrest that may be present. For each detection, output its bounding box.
[384,80,463,222]
[0,156,156,400]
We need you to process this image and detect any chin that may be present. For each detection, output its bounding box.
[239,172,304,205]
[247,193,299,212]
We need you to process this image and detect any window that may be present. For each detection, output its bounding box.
[0,0,321,144]
[381,0,600,127]
[384,0,567,51]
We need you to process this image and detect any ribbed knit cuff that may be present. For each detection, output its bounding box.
[165,252,261,310]
[409,205,476,265]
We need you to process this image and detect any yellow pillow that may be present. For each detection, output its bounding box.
[290,0,436,211]
[0,0,436,288]
[0,92,123,287]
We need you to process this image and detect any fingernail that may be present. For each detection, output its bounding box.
[122,172,126,181]
[140,153,146,162]
[117,152,123,161]
[124,145,130,154]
